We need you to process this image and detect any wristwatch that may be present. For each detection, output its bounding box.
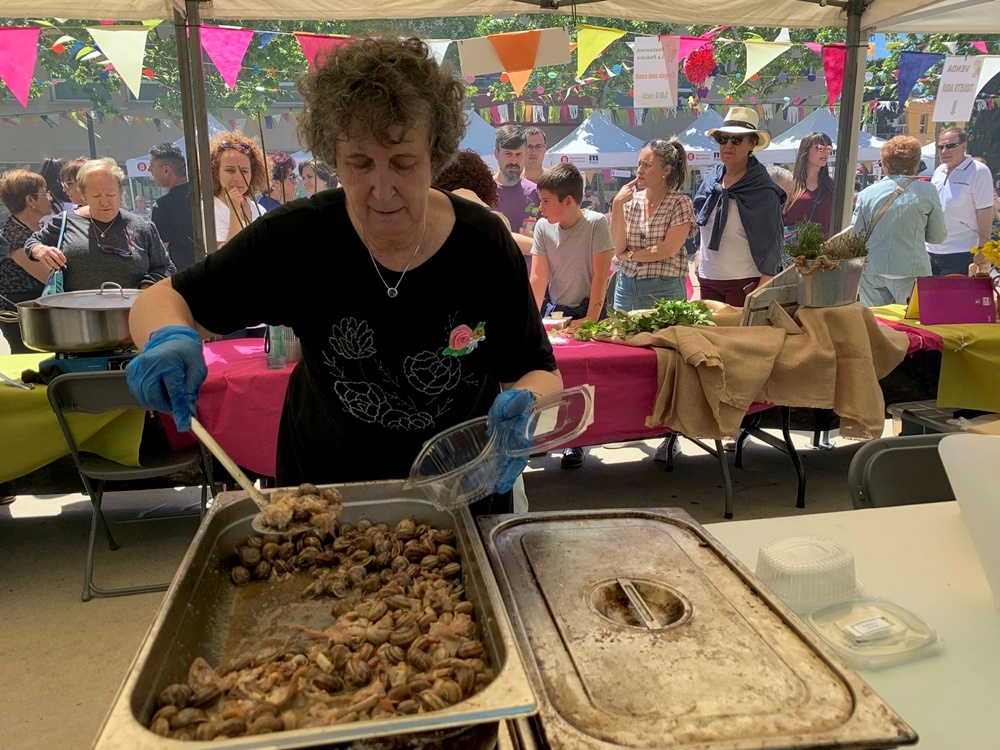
[626,249,635,261]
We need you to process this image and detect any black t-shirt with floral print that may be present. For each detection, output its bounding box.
[173,188,555,485]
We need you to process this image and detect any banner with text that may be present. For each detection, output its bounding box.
[633,35,677,109]
[933,56,984,122]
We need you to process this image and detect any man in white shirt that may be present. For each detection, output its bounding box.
[523,127,548,185]
[529,163,613,469]
[926,128,995,276]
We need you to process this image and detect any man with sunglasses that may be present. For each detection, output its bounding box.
[926,128,995,276]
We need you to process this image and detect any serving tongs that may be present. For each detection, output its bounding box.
[189,416,314,536]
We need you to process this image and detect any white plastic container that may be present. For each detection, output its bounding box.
[939,433,1000,609]
[755,536,860,614]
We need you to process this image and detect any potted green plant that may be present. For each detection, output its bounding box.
[786,220,869,307]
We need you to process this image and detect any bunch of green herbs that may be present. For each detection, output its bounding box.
[820,229,869,260]
[784,219,827,259]
[573,298,716,341]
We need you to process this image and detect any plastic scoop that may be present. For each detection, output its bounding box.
[188,416,316,535]
[406,385,595,510]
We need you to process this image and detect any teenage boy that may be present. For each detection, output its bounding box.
[529,163,613,470]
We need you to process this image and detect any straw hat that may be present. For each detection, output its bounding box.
[708,106,771,151]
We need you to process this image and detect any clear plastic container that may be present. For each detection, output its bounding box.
[755,536,860,614]
[807,597,943,670]
[407,385,595,510]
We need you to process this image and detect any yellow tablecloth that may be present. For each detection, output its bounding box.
[872,304,1000,413]
[0,353,144,484]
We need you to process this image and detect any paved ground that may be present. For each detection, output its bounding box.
[0,428,866,750]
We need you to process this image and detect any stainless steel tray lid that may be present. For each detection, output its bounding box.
[479,509,917,750]
[36,282,139,310]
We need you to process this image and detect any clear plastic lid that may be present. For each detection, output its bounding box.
[807,597,943,670]
[406,385,595,509]
[755,536,860,614]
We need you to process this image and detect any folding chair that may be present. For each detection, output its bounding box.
[47,371,216,601]
[848,433,954,509]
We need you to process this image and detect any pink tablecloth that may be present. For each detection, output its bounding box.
[171,337,668,477]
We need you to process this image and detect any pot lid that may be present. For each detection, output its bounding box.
[36,282,139,310]
[478,509,917,750]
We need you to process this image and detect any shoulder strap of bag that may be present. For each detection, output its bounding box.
[863,177,918,243]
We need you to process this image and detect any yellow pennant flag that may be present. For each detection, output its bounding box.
[576,24,625,79]
[86,25,151,98]
[741,40,792,88]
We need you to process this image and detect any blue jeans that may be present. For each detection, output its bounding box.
[613,275,687,311]
[929,252,970,277]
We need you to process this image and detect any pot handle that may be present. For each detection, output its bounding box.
[98,281,133,301]
[0,291,19,322]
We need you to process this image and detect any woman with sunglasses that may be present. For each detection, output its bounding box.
[693,107,785,307]
[783,132,835,236]
[610,138,697,309]
[23,157,175,291]
[259,151,298,211]
[125,37,561,516]
[0,170,51,352]
[210,133,267,248]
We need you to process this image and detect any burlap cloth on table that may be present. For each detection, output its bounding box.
[602,303,909,440]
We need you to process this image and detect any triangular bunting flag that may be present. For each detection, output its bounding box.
[822,43,847,103]
[576,24,625,78]
[257,31,276,48]
[973,41,988,54]
[86,25,151,98]
[425,39,452,67]
[0,27,40,107]
[487,29,541,97]
[677,36,711,61]
[897,51,944,110]
[200,25,255,91]
[295,33,353,72]
[774,28,791,44]
[976,56,1000,95]
[803,42,822,56]
[742,40,792,86]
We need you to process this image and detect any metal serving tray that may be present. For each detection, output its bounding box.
[93,481,536,749]
[478,508,917,750]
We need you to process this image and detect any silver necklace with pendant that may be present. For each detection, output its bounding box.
[361,226,424,298]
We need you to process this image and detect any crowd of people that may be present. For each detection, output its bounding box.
[2,33,999,510]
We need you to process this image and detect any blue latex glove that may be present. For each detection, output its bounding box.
[126,325,207,432]
[486,389,536,495]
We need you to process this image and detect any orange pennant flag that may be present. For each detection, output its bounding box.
[488,29,541,96]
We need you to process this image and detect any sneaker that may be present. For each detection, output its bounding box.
[560,447,585,469]
[0,495,15,506]
[654,438,681,462]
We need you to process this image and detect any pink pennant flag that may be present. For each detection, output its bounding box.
[973,41,988,53]
[677,36,711,61]
[295,33,352,73]
[803,42,822,56]
[200,26,255,90]
[0,27,41,107]
[822,43,847,103]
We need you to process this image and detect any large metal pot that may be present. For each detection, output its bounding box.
[15,283,137,352]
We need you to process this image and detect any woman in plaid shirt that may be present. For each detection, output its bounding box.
[609,139,697,311]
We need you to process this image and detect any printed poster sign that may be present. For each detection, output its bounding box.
[932,56,983,122]
[633,36,677,109]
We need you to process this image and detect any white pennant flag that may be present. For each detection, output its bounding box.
[425,39,452,67]
[87,25,151,98]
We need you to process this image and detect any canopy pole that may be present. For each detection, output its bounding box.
[832,0,869,232]
[175,1,217,263]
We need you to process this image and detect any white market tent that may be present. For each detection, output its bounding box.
[125,114,228,177]
[756,108,888,164]
[672,108,725,165]
[8,0,997,249]
[544,110,646,169]
[458,110,499,170]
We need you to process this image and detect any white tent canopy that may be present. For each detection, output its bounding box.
[458,110,498,170]
[756,108,888,164]
[544,111,645,170]
[672,108,724,165]
[7,0,1000,34]
[125,114,227,177]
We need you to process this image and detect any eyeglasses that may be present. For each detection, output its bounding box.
[813,144,834,152]
[32,190,51,199]
[643,139,667,148]
[525,144,546,151]
[98,231,137,258]
[219,141,252,153]
[936,142,962,151]
[713,134,746,146]
[61,180,76,189]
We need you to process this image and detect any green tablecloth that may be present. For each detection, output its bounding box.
[0,353,144,484]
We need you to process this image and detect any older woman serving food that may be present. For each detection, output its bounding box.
[125,37,562,514]
[23,157,175,291]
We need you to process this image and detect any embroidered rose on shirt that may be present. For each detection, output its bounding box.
[443,322,485,357]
